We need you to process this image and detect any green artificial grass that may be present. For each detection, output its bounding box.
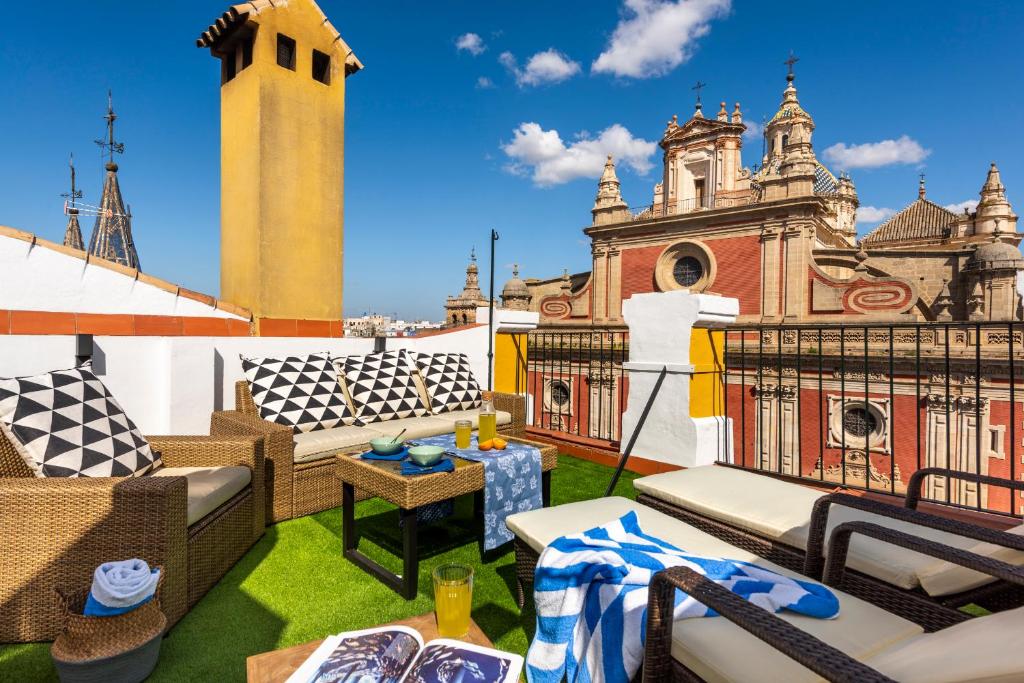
[0,454,638,682]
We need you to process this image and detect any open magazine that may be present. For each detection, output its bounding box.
[285,625,523,683]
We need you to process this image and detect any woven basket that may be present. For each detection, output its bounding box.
[50,571,167,683]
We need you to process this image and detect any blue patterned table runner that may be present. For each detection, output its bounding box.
[412,433,543,550]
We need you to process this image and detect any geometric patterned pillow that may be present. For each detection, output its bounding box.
[241,352,358,434]
[0,364,161,478]
[338,349,429,424]
[414,352,482,414]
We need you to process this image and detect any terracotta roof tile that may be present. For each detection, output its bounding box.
[862,198,958,245]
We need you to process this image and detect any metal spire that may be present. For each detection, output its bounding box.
[94,90,125,170]
[784,50,799,83]
[86,91,140,269]
[691,80,707,107]
[60,154,83,211]
[61,154,85,250]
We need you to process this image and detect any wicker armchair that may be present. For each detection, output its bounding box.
[212,380,526,521]
[0,432,264,643]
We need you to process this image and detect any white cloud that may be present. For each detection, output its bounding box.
[856,206,896,224]
[592,0,731,78]
[501,122,656,187]
[500,49,581,87]
[455,33,486,56]
[742,118,762,142]
[945,199,979,214]
[476,76,495,89]
[823,135,930,170]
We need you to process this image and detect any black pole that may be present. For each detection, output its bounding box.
[605,365,667,497]
[487,228,499,390]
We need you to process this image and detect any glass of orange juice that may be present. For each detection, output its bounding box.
[433,563,473,638]
[454,419,472,450]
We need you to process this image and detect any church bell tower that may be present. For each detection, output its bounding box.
[198,0,362,332]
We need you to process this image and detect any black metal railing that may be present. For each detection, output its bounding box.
[522,328,629,444]
[723,321,1024,516]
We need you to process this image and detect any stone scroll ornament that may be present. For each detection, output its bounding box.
[841,278,915,314]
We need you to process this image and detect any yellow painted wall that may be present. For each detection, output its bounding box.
[494,333,527,394]
[218,0,352,327]
[689,328,726,418]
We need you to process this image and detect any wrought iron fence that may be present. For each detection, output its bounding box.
[522,328,629,444]
[723,321,1024,516]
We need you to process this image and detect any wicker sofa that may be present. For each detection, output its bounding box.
[211,380,526,522]
[0,431,265,643]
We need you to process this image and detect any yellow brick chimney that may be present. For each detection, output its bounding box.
[198,0,361,333]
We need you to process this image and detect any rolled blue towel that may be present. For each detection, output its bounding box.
[400,457,455,476]
[83,559,160,617]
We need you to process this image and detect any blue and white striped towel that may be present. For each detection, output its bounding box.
[525,511,840,683]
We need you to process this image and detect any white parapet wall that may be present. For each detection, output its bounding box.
[0,321,500,435]
[619,290,739,468]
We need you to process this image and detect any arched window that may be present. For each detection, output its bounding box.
[781,134,789,149]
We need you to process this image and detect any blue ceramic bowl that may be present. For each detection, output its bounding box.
[369,437,405,456]
[408,445,445,467]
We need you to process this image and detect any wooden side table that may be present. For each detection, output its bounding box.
[246,612,493,682]
[337,436,557,598]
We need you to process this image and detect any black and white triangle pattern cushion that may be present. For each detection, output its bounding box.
[241,353,357,433]
[340,349,428,424]
[414,352,482,414]
[0,365,161,478]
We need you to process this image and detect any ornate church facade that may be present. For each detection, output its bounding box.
[505,69,1020,327]
[471,68,1024,507]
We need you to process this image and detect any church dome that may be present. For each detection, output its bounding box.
[967,240,1024,269]
[500,265,531,311]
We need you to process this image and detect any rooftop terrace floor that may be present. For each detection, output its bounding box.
[0,454,638,682]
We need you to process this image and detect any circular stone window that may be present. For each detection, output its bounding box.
[673,256,705,287]
[843,406,879,439]
[654,241,715,292]
[550,381,571,407]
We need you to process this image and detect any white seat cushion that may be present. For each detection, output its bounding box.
[150,466,251,526]
[293,425,379,463]
[634,466,1022,595]
[633,466,825,545]
[915,523,1024,597]
[370,415,459,441]
[431,408,512,431]
[506,497,923,683]
[866,606,1024,683]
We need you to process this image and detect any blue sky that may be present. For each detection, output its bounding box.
[1,1,1021,319]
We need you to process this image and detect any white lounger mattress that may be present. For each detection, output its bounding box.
[633,465,1024,597]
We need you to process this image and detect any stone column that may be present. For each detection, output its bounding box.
[620,291,739,467]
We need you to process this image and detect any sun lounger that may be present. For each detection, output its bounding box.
[507,497,1024,682]
[633,465,1024,629]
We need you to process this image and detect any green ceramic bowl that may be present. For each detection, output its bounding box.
[408,445,445,467]
[369,437,405,455]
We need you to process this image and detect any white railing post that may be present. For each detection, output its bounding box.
[619,291,739,468]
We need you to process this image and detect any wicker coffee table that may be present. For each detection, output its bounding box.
[337,435,557,598]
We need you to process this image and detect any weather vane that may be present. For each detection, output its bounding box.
[94,90,125,167]
[60,154,83,213]
[691,80,707,107]
[784,51,799,81]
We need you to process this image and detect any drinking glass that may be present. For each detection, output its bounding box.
[454,420,472,450]
[433,563,473,638]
